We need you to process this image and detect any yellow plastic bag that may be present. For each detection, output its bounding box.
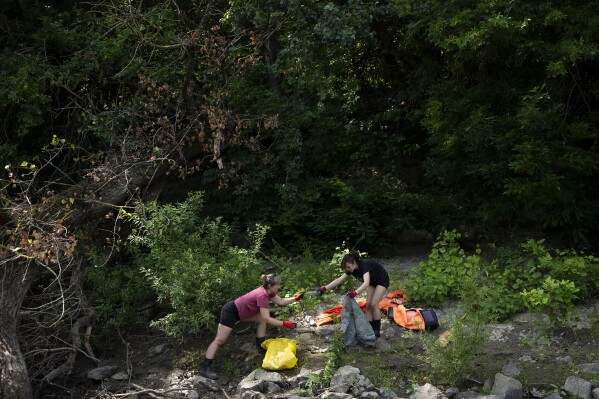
[261,338,298,370]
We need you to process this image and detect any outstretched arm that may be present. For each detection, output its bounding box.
[260,307,284,326]
[271,295,297,307]
[324,273,349,291]
[260,307,296,328]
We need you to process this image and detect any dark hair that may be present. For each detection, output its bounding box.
[260,273,281,288]
[340,250,360,268]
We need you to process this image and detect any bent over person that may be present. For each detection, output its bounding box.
[202,273,303,380]
[317,250,389,338]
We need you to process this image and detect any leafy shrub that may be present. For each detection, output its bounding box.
[85,259,154,338]
[543,249,599,299]
[488,240,598,320]
[521,277,580,324]
[404,230,482,307]
[419,313,488,386]
[407,235,598,322]
[128,192,268,337]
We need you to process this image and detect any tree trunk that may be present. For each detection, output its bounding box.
[0,128,204,397]
[0,261,40,399]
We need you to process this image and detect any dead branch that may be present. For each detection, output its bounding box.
[110,383,189,398]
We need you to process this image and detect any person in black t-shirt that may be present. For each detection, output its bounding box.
[317,250,390,338]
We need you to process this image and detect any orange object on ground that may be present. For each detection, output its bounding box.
[315,300,368,326]
[378,290,428,331]
[387,304,426,331]
[377,289,408,313]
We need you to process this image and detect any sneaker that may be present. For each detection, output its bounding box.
[200,366,219,380]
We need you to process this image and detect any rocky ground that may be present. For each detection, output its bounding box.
[54,252,599,398]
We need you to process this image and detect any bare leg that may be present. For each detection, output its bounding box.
[241,312,267,337]
[366,285,388,338]
[206,324,233,359]
[366,286,376,321]
[370,285,387,321]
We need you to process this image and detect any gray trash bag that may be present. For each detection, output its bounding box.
[341,295,376,349]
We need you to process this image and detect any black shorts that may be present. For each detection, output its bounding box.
[372,274,390,289]
[219,301,240,328]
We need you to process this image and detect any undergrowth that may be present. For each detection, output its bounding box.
[298,331,344,396]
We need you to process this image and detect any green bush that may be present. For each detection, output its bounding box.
[405,235,598,322]
[85,258,154,338]
[419,313,488,386]
[488,240,598,320]
[404,230,482,307]
[521,277,580,325]
[128,192,268,337]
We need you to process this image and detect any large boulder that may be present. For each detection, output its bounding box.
[330,365,362,393]
[491,373,522,399]
[564,376,592,399]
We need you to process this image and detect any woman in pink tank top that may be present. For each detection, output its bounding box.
[201,273,304,380]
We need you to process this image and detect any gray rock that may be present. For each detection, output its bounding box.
[147,343,168,356]
[512,313,536,323]
[502,363,520,377]
[592,388,599,399]
[361,392,381,398]
[330,365,361,393]
[347,373,376,396]
[555,356,572,364]
[190,375,220,392]
[543,393,562,399]
[241,391,267,399]
[185,390,200,399]
[577,364,599,374]
[286,367,313,388]
[455,391,479,399]
[517,355,534,363]
[379,387,399,399]
[383,327,396,339]
[564,376,592,399]
[238,380,263,394]
[483,378,494,393]
[87,366,117,381]
[110,371,129,381]
[263,381,282,394]
[409,383,445,399]
[445,388,459,398]
[490,373,522,399]
[237,370,265,395]
[321,393,355,399]
[529,387,545,398]
[165,367,185,384]
[254,369,284,385]
[317,325,337,338]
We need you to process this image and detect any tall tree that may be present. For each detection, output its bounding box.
[1,0,274,396]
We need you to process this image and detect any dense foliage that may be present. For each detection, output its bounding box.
[1,0,599,394]
[404,231,599,321]
[2,0,598,252]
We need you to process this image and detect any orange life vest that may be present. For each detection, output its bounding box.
[378,290,435,331]
[315,301,368,326]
